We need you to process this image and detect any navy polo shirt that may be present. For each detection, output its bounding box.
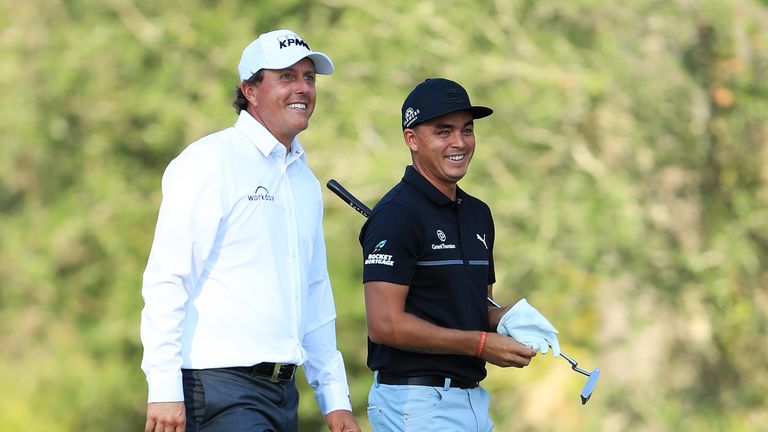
[359,165,495,383]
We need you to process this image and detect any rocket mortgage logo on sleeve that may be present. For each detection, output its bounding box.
[365,240,394,266]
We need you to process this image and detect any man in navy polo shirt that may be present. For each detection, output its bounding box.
[359,78,560,431]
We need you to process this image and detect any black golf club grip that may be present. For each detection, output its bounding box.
[326,179,372,218]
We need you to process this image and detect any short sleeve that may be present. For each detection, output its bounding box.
[360,202,421,286]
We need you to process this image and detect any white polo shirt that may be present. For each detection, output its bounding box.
[140,111,351,414]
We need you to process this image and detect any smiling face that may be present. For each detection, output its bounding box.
[404,110,476,200]
[242,57,317,146]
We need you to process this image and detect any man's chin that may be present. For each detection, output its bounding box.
[288,120,310,134]
[446,168,468,182]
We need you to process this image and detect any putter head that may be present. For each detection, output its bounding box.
[580,368,600,405]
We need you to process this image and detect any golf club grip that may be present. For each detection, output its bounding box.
[326,179,372,218]
[326,178,498,308]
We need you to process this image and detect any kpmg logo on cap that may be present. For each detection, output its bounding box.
[277,34,310,50]
[403,107,420,127]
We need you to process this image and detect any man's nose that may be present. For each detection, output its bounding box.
[295,78,314,93]
[452,131,468,147]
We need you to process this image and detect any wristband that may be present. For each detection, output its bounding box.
[475,331,487,357]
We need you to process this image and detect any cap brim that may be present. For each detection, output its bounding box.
[307,52,334,74]
[469,106,493,119]
[241,51,334,81]
[407,105,494,129]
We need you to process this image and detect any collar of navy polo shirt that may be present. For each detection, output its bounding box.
[401,165,467,207]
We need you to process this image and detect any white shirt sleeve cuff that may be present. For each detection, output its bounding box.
[315,382,352,415]
[146,371,185,403]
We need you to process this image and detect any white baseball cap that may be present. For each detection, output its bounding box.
[237,29,334,81]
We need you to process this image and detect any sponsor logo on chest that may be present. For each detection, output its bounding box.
[431,229,456,250]
[248,186,275,202]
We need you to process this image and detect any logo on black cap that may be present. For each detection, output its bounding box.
[403,107,420,128]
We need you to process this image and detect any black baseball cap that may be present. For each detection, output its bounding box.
[401,78,493,129]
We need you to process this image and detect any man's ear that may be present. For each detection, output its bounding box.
[241,81,258,106]
[403,128,418,152]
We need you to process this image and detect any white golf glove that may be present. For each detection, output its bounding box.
[497,298,560,357]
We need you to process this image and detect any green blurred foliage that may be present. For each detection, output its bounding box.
[1,0,767,430]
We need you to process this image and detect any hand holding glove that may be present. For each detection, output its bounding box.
[496,298,560,357]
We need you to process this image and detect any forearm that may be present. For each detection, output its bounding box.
[368,311,483,357]
[365,282,536,367]
[365,281,486,357]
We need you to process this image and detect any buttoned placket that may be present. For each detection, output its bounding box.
[452,199,468,267]
[276,145,304,334]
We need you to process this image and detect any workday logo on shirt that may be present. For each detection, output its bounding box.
[248,186,275,202]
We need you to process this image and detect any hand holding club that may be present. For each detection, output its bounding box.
[496,298,561,357]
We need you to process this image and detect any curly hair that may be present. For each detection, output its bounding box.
[232,70,265,114]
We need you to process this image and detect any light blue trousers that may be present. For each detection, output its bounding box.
[367,372,493,432]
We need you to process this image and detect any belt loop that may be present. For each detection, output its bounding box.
[287,365,296,381]
[443,377,451,391]
[271,363,282,382]
[374,371,380,388]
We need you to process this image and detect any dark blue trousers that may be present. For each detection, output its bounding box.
[182,367,299,431]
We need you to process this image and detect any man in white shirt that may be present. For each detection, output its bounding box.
[140,29,361,432]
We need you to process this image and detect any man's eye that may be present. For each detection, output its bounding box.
[281,73,293,80]
[304,74,316,82]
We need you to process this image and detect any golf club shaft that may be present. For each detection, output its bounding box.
[560,352,591,376]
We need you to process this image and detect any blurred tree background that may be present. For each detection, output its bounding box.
[1,0,767,430]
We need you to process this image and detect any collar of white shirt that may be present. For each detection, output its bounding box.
[234,111,306,161]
